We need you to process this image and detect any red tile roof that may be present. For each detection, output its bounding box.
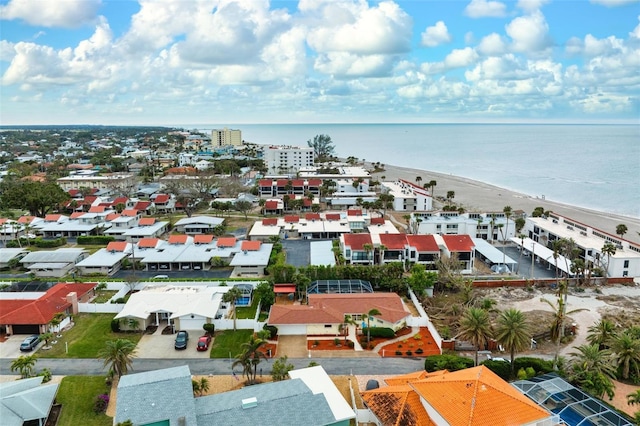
[17,216,37,224]
[370,217,385,225]
[262,218,278,226]
[274,284,297,294]
[265,201,279,210]
[268,304,344,325]
[68,189,79,197]
[168,234,188,244]
[379,233,408,250]
[133,201,152,211]
[276,179,289,187]
[44,214,62,222]
[138,238,160,248]
[111,196,128,206]
[347,209,363,216]
[154,194,170,203]
[406,235,439,252]
[325,213,341,221]
[106,241,128,252]
[343,233,373,250]
[441,234,474,252]
[70,212,85,219]
[259,179,273,186]
[194,234,214,244]
[106,213,121,221]
[305,213,321,221]
[88,206,106,213]
[284,215,299,223]
[241,240,261,251]
[307,178,322,186]
[302,199,312,207]
[291,179,304,186]
[121,209,139,217]
[217,237,237,248]
[0,283,96,325]
[138,217,156,226]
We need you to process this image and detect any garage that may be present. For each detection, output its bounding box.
[10,324,40,335]
[176,314,206,331]
[277,324,307,335]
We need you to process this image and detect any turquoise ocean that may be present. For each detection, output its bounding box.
[180,124,639,219]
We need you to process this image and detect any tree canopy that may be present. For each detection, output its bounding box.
[307,134,335,161]
[0,180,68,217]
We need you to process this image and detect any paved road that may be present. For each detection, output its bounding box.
[0,357,425,376]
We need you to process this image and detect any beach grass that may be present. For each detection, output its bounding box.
[56,376,112,426]
[40,313,142,358]
[210,329,253,358]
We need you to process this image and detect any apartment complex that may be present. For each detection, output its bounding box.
[263,145,314,175]
[56,173,138,195]
[211,127,242,147]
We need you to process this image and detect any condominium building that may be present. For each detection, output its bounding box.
[211,127,242,147]
[57,173,138,196]
[263,145,314,175]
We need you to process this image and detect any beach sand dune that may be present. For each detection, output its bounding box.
[377,163,640,244]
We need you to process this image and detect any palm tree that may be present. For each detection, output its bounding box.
[362,243,373,265]
[503,205,512,243]
[568,343,616,399]
[98,339,137,378]
[541,296,586,370]
[616,224,628,239]
[363,308,382,346]
[341,314,357,345]
[600,242,616,281]
[377,244,387,265]
[457,307,492,366]
[628,389,640,405]
[494,308,530,374]
[416,176,422,185]
[223,286,243,331]
[10,355,37,379]
[428,180,437,200]
[517,233,526,274]
[587,319,616,350]
[233,334,267,384]
[610,332,640,380]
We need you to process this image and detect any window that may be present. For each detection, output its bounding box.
[324,324,332,328]
[624,260,629,268]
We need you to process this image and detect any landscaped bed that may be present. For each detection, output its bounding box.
[308,337,354,351]
[377,327,441,357]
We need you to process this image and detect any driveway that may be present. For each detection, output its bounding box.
[282,240,311,267]
[276,335,308,358]
[135,329,211,359]
[0,335,42,359]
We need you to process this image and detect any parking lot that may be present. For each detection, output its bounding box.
[281,239,312,267]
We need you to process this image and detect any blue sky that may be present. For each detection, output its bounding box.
[1,0,639,125]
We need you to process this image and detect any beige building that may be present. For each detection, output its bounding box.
[57,173,138,195]
[211,127,242,146]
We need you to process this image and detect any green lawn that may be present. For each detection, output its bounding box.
[235,299,259,319]
[40,313,142,358]
[56,376,112,426]
[92,291,118,304]
[210,329,253,358]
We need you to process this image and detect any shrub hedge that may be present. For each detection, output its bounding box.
[480,359,512,381]
[513,357,554,376]
[366,327,395,338]
[424,354,474,372]
[77,235,115,245]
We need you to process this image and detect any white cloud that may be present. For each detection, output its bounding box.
[478,33,507,56]
[517,0,550,13]
[314,52,395,77]
[0,40,16,62]
[464,0,507,18]
[0,0,100,28]
[421,21,452,47]
[505,11,552,54]
[444,47,479,68]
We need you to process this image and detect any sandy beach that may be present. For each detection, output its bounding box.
[376,163,640,244]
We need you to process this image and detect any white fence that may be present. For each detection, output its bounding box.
[407,288,442,352]
[79,303,124,313]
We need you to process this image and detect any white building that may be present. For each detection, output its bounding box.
[381,179,433,212]
[412,211,516,241]
[263,145,314,175]
[523,213,640,278]
[211,127,242,147]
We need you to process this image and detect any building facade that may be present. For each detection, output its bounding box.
[211,127,242,147]
[263,145,314,175]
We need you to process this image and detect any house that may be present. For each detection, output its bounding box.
[174,216,225,234]
[114,365,355,426]
[339,233,374,264]
[0,282,95,334]
[0,248,29,269]
[406,234,440,269]
[229,241,273,277]
[0,376,60,426]
[378,233,409,264]
[114,365,197,426]
[19,248,88,278]
[381,179,433,211]
[151,193,175,214]
[267,293,410,336]
[362,366,554,426]
[439,234,475,273]
[121,218,169,241]
[75,241,133,276]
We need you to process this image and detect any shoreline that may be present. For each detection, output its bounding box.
[375,163,640,244]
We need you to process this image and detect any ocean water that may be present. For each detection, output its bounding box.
[182,124,640,218]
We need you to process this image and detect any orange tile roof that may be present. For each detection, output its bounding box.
[379,233,408,250]
[17,216,36,224]
[168,234,188,244]
[121,209,139,217]
[343,233,373,250]
[217,237,237,248]
[138,217,156,226]
[138,238,160,248]
[409,366,550,426]
[310,293,409,323]
[70,212,85,219]
[106,213,121,221]
[441,234,475,252]
[241,240,261,251]
[268,304,344,325]
[384,371,433,386]
[406,235,439,252]
[194,234,214,244]
[88,206,106,213]
[45,214,62,222]
[0,283,96,325]
[106,241,128,252]
[362,385,434,426]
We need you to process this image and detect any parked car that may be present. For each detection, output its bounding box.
[196,335,212,351]
[20,335,40,352]
[174,330,189,350]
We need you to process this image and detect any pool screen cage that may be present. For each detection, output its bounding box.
[307,280,373,295]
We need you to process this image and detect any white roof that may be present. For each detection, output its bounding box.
[510,237,573,275]
[249,221,282,238]
[0,377,59,426]
[472,238,518,265]
[230,244,273,267]
[310,241,336,266]
[115,284,231,321]
[76,247,131,267]
[289,366,355,422]
[175,216,225,226]
[123,221,168,237]
[21,248,86,263]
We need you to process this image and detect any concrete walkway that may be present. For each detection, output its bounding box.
[372,326,421,352]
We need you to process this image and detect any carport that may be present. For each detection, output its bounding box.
[510,237,574,275]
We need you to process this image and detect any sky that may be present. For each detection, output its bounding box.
[1,0,639,125]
